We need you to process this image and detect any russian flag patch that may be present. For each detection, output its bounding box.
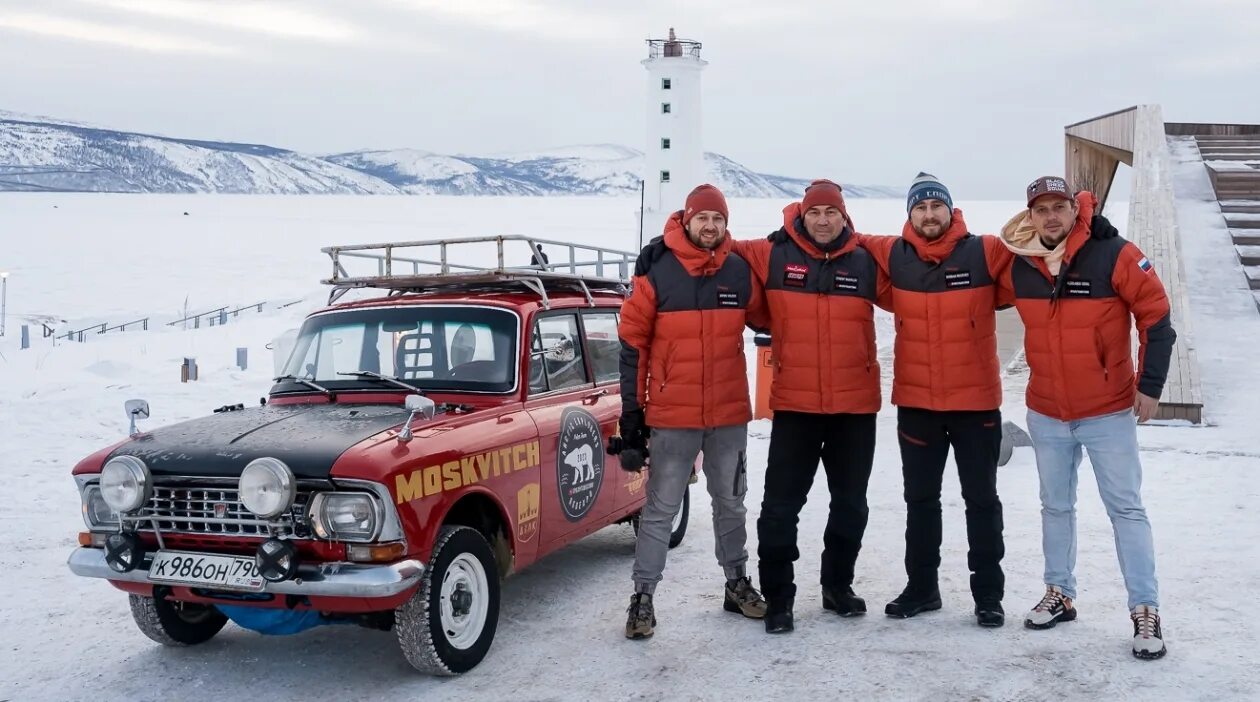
[1138,257,1153,273]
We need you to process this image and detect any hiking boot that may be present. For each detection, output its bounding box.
[624,593,656,640]
[884,587,943,619]
[723,576,768,619]
[975,599,1005,628]
[822,586,867,617]
[1131,605,1167,660]
[1024,585,1077,630]
[764,598,794,634]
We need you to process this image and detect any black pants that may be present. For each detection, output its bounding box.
[757,411,877,602]
[897,406,1005,601]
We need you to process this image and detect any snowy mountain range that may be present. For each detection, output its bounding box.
[0,111,900,198]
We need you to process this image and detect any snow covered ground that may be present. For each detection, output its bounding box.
[1,192,1257,701]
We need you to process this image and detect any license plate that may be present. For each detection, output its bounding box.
[148,550,264,592]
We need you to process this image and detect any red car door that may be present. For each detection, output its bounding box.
[577,309,647,512]
[524,310,617,548]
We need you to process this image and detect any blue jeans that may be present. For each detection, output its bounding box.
[1026,408,1159,610]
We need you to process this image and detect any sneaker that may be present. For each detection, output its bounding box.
[975,599,1005,628]
[624,593,656,640]
[1024,585,1077,630]
[1131,605,1167,660]
[822,586,867,617]
[764,598,794,634]
[723,576,768,619]
[884,588,943,619]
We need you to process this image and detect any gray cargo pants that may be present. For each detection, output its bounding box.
[632,424,750,595]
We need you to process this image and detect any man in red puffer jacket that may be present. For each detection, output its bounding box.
[732,179,887,634]
[998,176,1175,661]
[618,184,770,640]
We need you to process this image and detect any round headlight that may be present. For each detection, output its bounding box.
[99,456,151,513]
[309,492,380,542]
[239,458,296,518]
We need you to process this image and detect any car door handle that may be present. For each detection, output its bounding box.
[582,389,609,405]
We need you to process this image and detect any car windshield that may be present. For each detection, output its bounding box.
[277,305,518,394]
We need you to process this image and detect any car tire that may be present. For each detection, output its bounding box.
[631,485,689,549]
[396,525,500,675]
[128,593,228,646]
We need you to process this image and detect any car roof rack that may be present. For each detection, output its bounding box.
[321,235,637,308]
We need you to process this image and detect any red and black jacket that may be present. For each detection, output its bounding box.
[618,212,768,429]
[860,211,1014,412]
[999,194,1177,421]
[733,203,887,415]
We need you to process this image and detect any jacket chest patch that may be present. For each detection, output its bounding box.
[717,290,741,307]
[783,263,808,288]
[833,273,859,292]
[944,270,972,288]
[1064,278,1092,297]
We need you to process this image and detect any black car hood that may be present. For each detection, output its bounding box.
[107,403,410,479]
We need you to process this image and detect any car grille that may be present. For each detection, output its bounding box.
[137,484,311,538]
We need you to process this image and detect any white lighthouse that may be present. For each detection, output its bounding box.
[641,28,707,241]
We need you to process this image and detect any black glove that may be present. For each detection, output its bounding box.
[618,409,648,448]
[610,409,650,471]
[619,445,648,472]
[1090,214,1120,240]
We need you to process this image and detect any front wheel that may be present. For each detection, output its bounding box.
[128,593,227,646]
[632,484,690,549]
[396,525,500,675]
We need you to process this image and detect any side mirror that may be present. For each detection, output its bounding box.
[405,394,436,420]
[398,395,436,443]
[543,338,576,363]
[125,399,150,436]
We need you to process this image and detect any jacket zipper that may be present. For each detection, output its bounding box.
[1094,328,1109,380]
[659,344,674,392]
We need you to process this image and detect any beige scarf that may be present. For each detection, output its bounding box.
[1001,210,1068,275]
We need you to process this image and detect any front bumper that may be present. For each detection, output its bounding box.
[67,547,424,598]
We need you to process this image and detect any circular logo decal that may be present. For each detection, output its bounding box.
[556,407,605,522]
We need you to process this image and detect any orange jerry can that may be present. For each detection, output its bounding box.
[753,333,773,420]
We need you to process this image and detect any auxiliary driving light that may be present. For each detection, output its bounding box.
[239,458,296,518]
[255,538,299,583]
[104,532,145,573]
[99,456,152,514]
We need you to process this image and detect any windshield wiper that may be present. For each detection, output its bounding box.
[272,374,336,401]
[337,370,423,393]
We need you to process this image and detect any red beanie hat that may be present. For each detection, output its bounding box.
[800,179,846,213]
[682,184,729,227]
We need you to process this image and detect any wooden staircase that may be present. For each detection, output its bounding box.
[1197,135,1260,307]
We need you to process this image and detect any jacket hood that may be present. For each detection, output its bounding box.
[663,210,732,275]
[901,208,970,263]
[781,202,859,258]
[1000,191,1097,260]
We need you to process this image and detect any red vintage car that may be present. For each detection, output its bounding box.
[68,237,691,675]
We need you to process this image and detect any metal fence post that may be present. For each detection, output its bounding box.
[236,347,248,371]
[20,324,29,350]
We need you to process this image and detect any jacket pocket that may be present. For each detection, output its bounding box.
[970,317,984,360]
[863,324,875,372]
[657,343,675,393]
[1093,328,1109,379]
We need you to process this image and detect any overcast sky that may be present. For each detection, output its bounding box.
[2,0,1257,197]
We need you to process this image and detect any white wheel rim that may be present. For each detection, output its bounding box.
[440,552,489,650]
[671,490,686,533]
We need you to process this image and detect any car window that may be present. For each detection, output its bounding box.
[529,313,589,394]
[280,306,517,393]
[582,311,620,384]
